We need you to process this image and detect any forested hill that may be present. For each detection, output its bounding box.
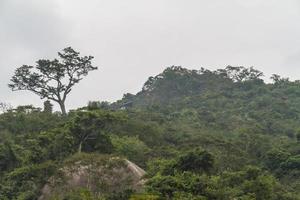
[117,66,300,138]
[0,66,299,200]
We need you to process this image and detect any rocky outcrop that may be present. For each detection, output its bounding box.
[38,153,146,200]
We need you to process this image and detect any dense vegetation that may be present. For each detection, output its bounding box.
[0,66,299,200]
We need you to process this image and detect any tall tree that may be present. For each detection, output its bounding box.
[8,47,97,115]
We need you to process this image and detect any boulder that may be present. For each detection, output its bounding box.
[38,153,146,200]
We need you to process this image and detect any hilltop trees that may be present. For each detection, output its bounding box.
[217,66,264,82]
[9,47,97,115]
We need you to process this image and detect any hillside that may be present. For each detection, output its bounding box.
[0,66,299,200]
[117,66,300,138]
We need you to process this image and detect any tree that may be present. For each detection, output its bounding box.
[0,102,12,113]
[265,149,290,170]
[0,142,18,172]
[8,47,97,115]
[175,149,214,173]
[110,135,150,165]
[87,101,111,110]
[43,100,53,114]
[270,74,289,85]
[217,66,264,82]
[68,110,125,153]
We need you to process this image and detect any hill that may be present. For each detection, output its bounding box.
[0,66,299,200]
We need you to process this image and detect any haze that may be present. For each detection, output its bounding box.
[1,0,300,110]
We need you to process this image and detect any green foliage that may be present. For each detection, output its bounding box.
[0,106,63,135]
[129,194,159,200]
[146,166,298,200]
[265,148,290,170]
[281,155,300,171]
[147,175,180,198]
[43,100,53,114]
[174,149,214,173]
[68,110,126,153]
[111,135,150,166]
[0,161,56,200]
[1,66,300,199]
[297,132,300,142]
[0,142,18,172]
[50,188,96,200]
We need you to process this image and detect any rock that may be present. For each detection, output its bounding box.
[38,153,146,200]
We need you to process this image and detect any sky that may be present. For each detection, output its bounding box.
[1,0,300,110]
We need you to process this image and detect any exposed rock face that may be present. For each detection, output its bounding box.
[38,153,146,200]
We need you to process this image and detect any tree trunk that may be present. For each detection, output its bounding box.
[59,101,67,116]
[78,141,82,153]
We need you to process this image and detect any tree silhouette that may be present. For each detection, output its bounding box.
[9,47,97,115]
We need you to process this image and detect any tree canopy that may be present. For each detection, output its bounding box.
[9,47,97,115]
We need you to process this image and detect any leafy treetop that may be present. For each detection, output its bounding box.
[9,47,97,115]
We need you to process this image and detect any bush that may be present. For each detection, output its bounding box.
[111,135,150,166]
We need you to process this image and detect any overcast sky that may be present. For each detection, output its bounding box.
[1,0,300,110]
